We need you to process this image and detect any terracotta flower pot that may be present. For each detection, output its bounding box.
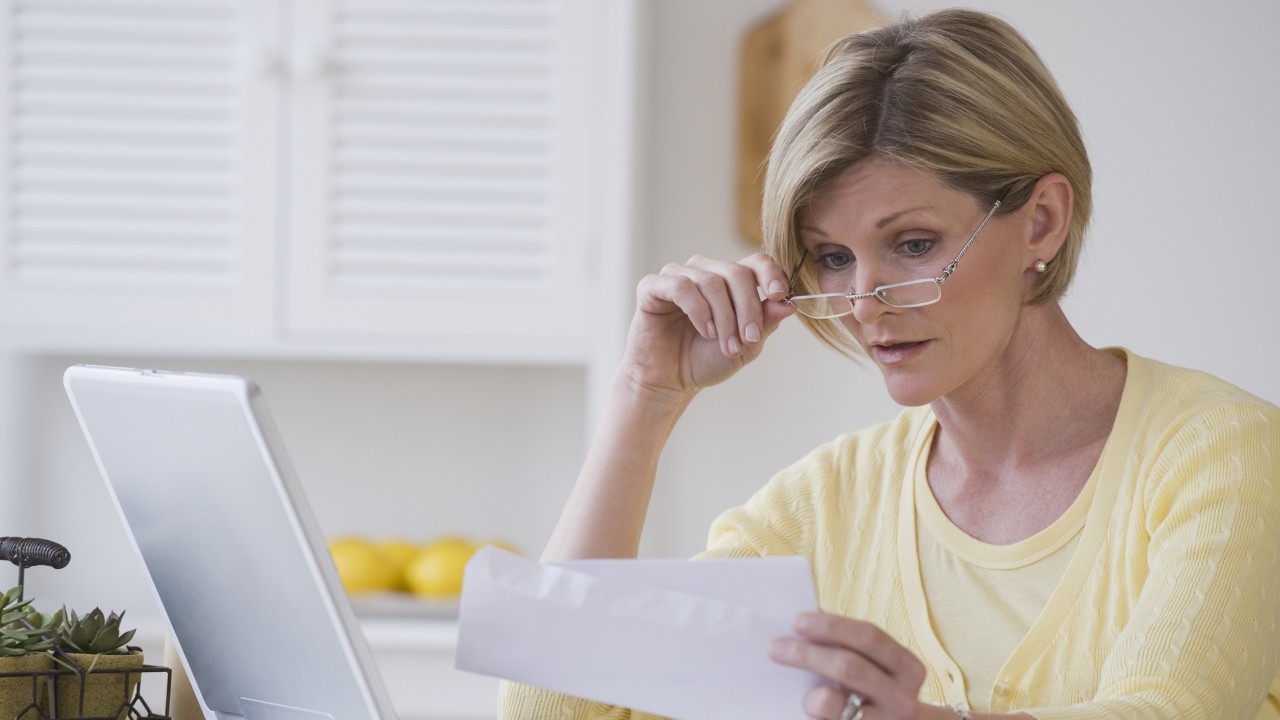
[51,650,144,720]
[0,653,53,720]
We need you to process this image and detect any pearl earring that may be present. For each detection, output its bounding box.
[1034,260,1048,273]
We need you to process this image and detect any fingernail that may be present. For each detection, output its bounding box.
[796,613,817,632]
[769,280,785,295]
[705,322,716,339]
[745,323,761,343]
[728,336,742,355]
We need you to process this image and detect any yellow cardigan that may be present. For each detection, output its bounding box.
[500,350,1280,719]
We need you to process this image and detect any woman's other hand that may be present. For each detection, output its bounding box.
[770,612,928,719]
[624,252,795,396]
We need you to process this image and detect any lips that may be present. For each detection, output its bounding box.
[869,339,930,364]
[869,338,922,350]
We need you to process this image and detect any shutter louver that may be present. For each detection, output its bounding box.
[4,0,239,290]
[330,0,557,291]
[286,0,591,358]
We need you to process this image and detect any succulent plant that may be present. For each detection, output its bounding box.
[0,585,55,656]
[53,607,136,656]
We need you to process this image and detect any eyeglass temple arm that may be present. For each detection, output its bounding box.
[784,249,809,300]
[939,199,1001,283]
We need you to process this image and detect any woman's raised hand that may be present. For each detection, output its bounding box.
[542,252,796,563]
[623,253,795,397]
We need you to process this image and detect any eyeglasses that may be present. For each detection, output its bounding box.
[783,200,1002,319]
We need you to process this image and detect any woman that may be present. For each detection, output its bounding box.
[501,8,1280,719]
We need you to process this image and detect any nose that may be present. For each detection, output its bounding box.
[848,268,896,325]
[850,293,892,324]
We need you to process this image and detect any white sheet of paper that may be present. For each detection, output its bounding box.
[455,546,823,720]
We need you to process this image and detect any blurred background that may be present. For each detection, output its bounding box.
[1,1,1277,718]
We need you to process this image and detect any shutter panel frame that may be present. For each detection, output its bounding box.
[283,0,596,362]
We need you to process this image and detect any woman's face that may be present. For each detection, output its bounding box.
[798,159,1032,406]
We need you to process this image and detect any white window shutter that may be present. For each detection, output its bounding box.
[0,0,280,341]
[284,0,594,362]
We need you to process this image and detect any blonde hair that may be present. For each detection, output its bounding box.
[762,9,1091,357]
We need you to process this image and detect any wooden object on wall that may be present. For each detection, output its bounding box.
[737,0,878,245]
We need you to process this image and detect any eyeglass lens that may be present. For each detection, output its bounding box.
[789,278,942,318]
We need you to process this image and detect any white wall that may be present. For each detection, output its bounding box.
[639,0,1280,557]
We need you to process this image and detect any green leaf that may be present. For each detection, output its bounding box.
[53,605,138,654]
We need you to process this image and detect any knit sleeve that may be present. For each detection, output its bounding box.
[497,682,669,720]
[1028,399,1280,720]
[704,455,821,558]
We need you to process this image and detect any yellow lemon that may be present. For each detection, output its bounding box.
[405,538,478,598]
[328,537,399,594]
[376,539,421,591]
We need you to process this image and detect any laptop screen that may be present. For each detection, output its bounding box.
[64,365,397,720]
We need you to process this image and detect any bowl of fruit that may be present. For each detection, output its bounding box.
[327,535,520,617]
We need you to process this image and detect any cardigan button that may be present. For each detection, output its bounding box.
[994,681,1012,697]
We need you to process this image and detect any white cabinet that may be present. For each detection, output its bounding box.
[0,3,642,719]
[0,0,636,366]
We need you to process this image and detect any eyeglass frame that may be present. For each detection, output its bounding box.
[783,199,1003,316]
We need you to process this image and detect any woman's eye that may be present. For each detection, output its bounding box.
[901,239,934,257]
[816,252,852,271]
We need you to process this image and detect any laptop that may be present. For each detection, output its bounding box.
[63,364,399,720]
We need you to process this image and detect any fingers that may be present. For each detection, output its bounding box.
[690,255,763,353]
[737,251,792,302]
[795,613,926,685]
[637,253,792,357]
[769,613,926,720]
[772,638,920,719]
[739,252,799,334]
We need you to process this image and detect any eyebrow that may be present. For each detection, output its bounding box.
[799,206,933,237]
[875,206,930,229]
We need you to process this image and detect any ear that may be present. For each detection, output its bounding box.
[1021,172,1073,270]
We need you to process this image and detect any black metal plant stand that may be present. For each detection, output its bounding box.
[0,663,172,720]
